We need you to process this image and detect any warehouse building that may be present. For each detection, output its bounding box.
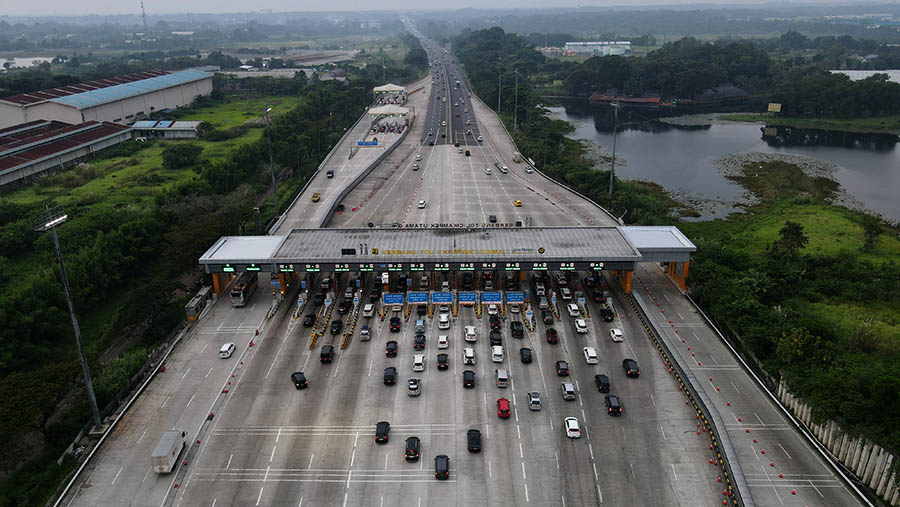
[0,69,213,129]
[0,119,132,186]
[132,120,203,139]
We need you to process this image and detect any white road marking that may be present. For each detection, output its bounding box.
[182,367,191,379]
[663,294,670,302]
[185,393,196,408]
[350,449,356,468]
[711,355,719,365]
[671,463,677,480]
[200,343,209,353]
[524,483,530,503]
[488,460,492,478]
[226,453,233,469]
[384,453,389,470]
[650,393,656,407]
[308,454,314,469]
[521,461,527,480]
[519,442,524,458]
[731,381,741,394]
[561,496,567,507]
[677,311,685,320]
[211,498,217,507]
[256,487,264,506]
[660,425,667,440]
[269,445,277,462]
[755,412,764,424]
[516,425,521,439]
[264,466,269,482]
[141,465,152,484]
[160,394,171,409]
[515,408,519,422]
[276,427,282,442]
[342,493,348,507]
[771,485,785,505]
[598,486,604,503]
[592,463,599,481]
[555,452,560,469]
[588,443,595,461]
[630,463,635,480]
[111,466,123,485]
[299,497,304,507]
[205,367,213,378]
[810,480,824,497]
[779,444,793,460]
[137,428,148,444]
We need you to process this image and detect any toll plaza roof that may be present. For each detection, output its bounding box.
[198,226,700,274]
[368,105,409,117]
[619,226,696,263]
[373,83,406,93]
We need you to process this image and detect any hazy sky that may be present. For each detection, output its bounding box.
[5,0,785,17]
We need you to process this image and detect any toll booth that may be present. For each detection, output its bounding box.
[185,286,213,321]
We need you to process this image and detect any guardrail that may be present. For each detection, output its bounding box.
[684,294,874,507]
[629,291,750,507]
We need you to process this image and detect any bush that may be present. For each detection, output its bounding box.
[161,143,204,170]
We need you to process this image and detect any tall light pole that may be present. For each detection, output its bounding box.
[497,57,502,112]
[36,207,102,430]
[609,102,619,195]
[264,107,279,218]
[513,69,519,133]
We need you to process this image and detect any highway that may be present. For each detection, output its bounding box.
[59,25,862,507]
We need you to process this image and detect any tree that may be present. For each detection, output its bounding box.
[774,221,808,255]
[861,215,882,251]
[161,143,203,170]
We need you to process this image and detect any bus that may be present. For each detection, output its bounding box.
[230,272,258,307]
[512,152,521,163]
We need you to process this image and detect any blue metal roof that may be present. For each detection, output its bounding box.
[132,120,157,128]
[50,70,212,110]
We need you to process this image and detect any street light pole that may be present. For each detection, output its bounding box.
[609,102,619,195]
[264,107,279,218]
[497,63,502,112]
[513,69,518,133]
[36,207,102,431]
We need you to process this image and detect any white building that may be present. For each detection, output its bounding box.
[564,41,631,56]
[132,120,203,139]
[0,69,213,129]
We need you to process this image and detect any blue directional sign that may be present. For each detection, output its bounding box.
[357,140,378,146]
[432,292,453,304]
[383,293,404,306]
[458,292,476,304]
[506,292,524,303]
[482,291,503,304]
[408,291,428,304]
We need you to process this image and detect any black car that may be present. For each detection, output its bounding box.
[556,360,569,376]
[434,454,450,480]
[336,203,345,212]
[291,371,308,389]
[546,328,559,344]
[489,315,501,330]
[302,314,315,327]
[591,290,604,304]
[467,429,482,452]
[510,321,524,339]
[413,334,426,350]
[375,421,390,443]
[437,353,449,370]
[330,320,343,335]
[384,367,397,385]
[462,370,475,388]
[605,394,623,416]
[623,358,641,378]
[320,345,334,363]
[405,436,421,462]
[519,347,533,364]
[488,215,497,223]
[542,310,554,325]
[369,287,381,302]
[583,276,595,289]
[599,308,614,322]
[489,330,502,346]
[385,341,398,357]
[594,374,611,393]
[312,293,324,306]
[417,305,427,316]
[389,317,401,332]
[337,301,351,315]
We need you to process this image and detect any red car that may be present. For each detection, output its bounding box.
[546,328,559,344]
[497,397,511,419]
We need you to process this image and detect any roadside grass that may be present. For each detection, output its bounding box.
[178,94,302,129]
[802,300,900,348]
[721,113,900,135]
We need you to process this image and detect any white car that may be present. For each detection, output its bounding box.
[491,345,504,363]
[418,200,426,209]
[575,319,588,334]
[362,303,375,318]
[487,304,498,316]
[463,347,476,365]
[477,135,483,142]
[438,313,450,329]
[583,347,598,364]
[609,328,624,342]
[464,325,477,342]
[437,335,449,349]
[509,304,520,313]
[415,154,422,161]
[566,303,580,317]
[413,354,425,372]
[564,417,581,438]
[560,287,572,300]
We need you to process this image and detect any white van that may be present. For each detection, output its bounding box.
[219,343,236,359]
[413,354,425,372]
[438,313,450,330]
[464,325,477,342]
[362,303,375,318]
[463,348,476,365]
[437,335,449,349]
[583,347,599,364]
[491,345,503,363]
[495,369,509,388]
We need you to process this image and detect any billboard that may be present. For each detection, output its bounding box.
[432,292,453,304]
[458,292,476,304]
[506,292,524,303]
[382,293,404,306]
[408,291,428,304]
[481,291,503,304]
[767,103,782,113]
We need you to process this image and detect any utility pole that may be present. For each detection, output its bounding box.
[513,69,519,133]
[36,207,102,431]
[609,102,619,195]
[497,61,502,112]
[264,107,279,218]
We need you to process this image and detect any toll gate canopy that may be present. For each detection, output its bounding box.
[199,226,695,274]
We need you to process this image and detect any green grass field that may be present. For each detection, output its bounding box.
[721,113,900,135]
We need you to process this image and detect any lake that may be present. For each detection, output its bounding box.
[547,100,900,222]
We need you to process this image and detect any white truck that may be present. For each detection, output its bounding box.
[152,429,187,473]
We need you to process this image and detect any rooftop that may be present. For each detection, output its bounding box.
[0,120,131,172]
[1,70,169,106]
[50,70,213,110]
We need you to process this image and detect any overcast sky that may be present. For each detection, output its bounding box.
[5,0,803,18]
